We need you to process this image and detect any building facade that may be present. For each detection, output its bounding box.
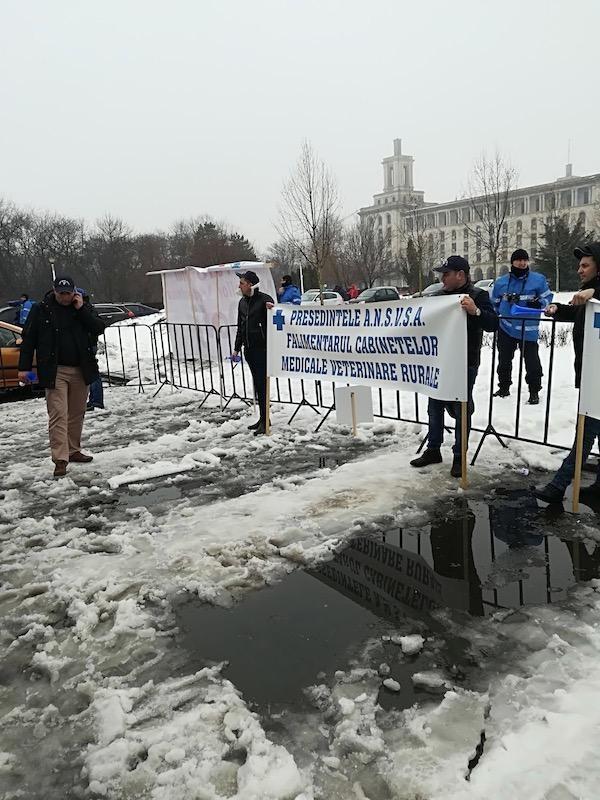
[359,139,600,282]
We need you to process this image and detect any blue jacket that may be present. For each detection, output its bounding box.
[278,284,301,305]
[9,299,35,325]
[491,270,553,341]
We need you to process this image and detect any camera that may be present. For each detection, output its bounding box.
[506,293,521,304]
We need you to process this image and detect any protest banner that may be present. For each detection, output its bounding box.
[266,295,467,401]
[573,299,600,512]
[266,295,469,483]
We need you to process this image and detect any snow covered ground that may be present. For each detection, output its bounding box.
[1,339,600,799]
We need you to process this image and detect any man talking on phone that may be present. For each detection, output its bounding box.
[18,276,106,478]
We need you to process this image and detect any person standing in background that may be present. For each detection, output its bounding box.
[232,270,274,435]
[491,249,553,405]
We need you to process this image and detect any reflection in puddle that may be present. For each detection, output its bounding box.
[174,490,600,710]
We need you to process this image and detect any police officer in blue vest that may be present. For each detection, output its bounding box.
[9,294,35,325]
[491,249,553,405]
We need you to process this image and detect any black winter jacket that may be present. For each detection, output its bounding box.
[442,281,499,368]
[18,293,106,388]
[553,276,600,387]
[234,290,274,352]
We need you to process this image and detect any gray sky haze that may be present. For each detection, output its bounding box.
[1,0,598,253]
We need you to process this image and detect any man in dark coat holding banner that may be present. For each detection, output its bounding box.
[534,244,600,503]
[410,256,498,477]
[233,270,274,435]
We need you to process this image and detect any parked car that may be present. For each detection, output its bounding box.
[94,304,133,325]
[0,305,19,324]
[0,320,37,392]
[349,286,400,304]
[121,303,161,317]
[412,282,444,298]
[300,289,345,306]
[475,279,494,293]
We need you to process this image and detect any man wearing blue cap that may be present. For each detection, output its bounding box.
[410,256,498,477]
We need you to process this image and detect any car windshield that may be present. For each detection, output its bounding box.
[301,290,321,301]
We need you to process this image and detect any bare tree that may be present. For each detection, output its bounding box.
[341,217,394,288]
[396,196,440,292]
[277,141,340,302]
[463,152,518,278]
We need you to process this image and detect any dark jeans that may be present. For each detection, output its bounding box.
[88,377,104,408]
[497,328,543,393]
[244,348,267,423]
[550,415,600,492]
[427,367,478,456]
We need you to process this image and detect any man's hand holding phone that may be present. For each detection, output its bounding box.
[72,293,84,310]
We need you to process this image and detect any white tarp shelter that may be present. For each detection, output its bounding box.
[148,261,276,361]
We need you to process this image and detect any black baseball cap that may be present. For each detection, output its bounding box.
[574,243,600,264]
[434,256,470,274]
[236,270,259,285]
[53,276,75,292]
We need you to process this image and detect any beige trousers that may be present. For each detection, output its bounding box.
[45,366,89,463]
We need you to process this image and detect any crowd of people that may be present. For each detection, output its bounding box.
[11,247,600,503]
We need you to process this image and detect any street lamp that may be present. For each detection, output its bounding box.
[49,256,56,282]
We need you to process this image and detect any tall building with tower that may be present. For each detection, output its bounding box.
[359,139,600,283]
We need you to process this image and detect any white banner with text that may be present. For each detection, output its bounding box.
[267,296,468,401]
[580,298,600,419]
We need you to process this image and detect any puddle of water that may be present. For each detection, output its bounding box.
[174,490,600,714]
[118,484,182,508]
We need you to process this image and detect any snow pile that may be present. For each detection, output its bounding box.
[1,371,600,799]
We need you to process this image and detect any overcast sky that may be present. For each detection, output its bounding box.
[1,0,598,254]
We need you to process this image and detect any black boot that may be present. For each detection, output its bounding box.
[579,483,600,501]
[410,449,442,468]
[253,422,266,436]
[528,392,540,405]
[247,419,261,430]
[533,483,564,504]
[494,388,510,398]
[450,458,462,478]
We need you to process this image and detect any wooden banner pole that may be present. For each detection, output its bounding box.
[460,400,468,490]
[350,391,357,437]
[572,413,585,513]
[265,376,271,436]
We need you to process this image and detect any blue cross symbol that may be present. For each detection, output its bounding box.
[273,309,286,331]
[594,312,600,339]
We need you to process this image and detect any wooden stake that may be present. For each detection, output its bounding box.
[350,391,357,437]
[265,376,271,436]
[572,413,586,513]
[460,400,468,490]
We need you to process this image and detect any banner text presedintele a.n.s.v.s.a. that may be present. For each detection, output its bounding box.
[266,295,468,403]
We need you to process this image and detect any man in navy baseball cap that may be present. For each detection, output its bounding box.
[53,275,76,293]
[235,270,260,286]
[433,255,470,274]
[410,254,498,477]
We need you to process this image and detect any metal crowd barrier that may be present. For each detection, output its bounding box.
[88,314,598,465]
[97,323,158,391]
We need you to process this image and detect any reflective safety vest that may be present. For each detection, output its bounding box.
[491,271,553,341]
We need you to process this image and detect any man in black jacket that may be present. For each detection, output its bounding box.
[535,244,600,503]
[18,276,106,477]
[232,270,274,435]
[410,256,498,477]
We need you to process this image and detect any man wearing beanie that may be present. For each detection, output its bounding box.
[491,249,553,404]
[277,274,302,305]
